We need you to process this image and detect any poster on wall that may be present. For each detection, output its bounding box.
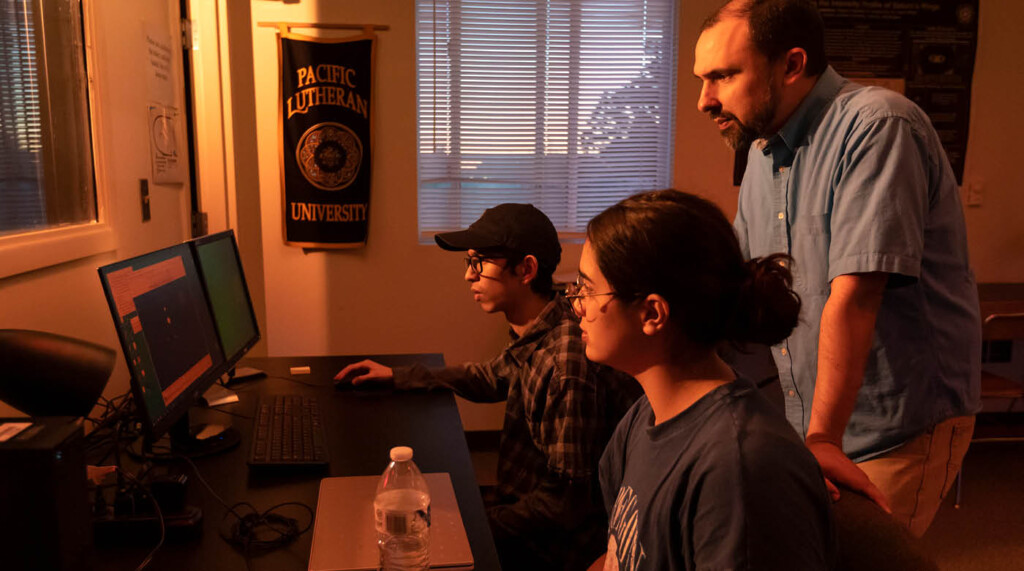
[278,29,374,248]
[144,21,175,106]
[733,0,979,185]
[148,104,184,185]
[816,0,978,183]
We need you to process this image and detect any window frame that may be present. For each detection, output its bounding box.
[0,0,113,279]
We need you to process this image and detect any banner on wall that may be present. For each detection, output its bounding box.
[278,29,375,248]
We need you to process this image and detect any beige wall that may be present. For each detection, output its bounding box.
[0,0,192,417]
[958,1,1024,281]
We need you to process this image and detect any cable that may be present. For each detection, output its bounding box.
[220,502,314,558]
[117,448,316,564]
[171,453,314,561]
[118,468,165,571]
[86,389,315,566]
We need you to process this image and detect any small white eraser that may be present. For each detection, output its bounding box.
[290,365,311,375]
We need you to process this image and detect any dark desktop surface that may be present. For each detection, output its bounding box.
[91,354,501,571]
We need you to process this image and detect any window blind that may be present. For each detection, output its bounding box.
[416,0,677,241]
[0,0,45,231]
[0,0,95,237]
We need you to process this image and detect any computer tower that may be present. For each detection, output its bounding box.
[0,417,90,570]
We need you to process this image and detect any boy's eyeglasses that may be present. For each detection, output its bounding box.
[464,255,507,275]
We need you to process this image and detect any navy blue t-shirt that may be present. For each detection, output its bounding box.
[598,379,835,570]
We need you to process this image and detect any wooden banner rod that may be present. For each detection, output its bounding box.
[257,22,389,31]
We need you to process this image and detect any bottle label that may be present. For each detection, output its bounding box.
[375,506,431,535]
[385,512,410,535]
[374,489,431,536]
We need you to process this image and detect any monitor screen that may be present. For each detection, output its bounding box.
[98,243,225,439]
[191,230,260,372]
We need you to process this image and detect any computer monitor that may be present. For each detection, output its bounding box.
[98,241,238,455]
[190,230,261,379]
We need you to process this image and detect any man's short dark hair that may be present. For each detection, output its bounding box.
[701,0,828,77]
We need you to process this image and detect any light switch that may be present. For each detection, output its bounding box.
[140,179,151,221]
[965,181,983,207]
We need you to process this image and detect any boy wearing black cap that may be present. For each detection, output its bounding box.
[335,204,639,571]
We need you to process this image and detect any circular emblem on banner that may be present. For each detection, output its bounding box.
[295,122,363,191]
[956,4,975,25]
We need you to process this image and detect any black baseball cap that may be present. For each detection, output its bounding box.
[434,203,561,270]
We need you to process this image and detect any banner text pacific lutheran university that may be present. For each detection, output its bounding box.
[279,33,374,248]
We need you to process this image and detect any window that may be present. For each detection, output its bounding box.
[416,0,677,240]
[0,0,96,237]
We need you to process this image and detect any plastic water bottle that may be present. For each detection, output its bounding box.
[374,446,431,571]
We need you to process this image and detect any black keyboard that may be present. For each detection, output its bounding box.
[248,395,329,467]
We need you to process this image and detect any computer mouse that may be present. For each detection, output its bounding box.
[333,365,369,390]
[334,370,391,391]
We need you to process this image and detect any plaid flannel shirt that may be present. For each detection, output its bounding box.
[393,295,640,569]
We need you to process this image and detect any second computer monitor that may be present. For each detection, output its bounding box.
[191,230,260,372]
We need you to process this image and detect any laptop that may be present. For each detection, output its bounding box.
[309,472,475,571]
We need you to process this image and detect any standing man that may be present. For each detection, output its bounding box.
[693,0,980,536]
[335,203,640,569]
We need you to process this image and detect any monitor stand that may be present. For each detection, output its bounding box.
[227,365,265,384]
[167,410,241,458]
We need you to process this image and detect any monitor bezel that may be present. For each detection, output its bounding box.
[189,229,262,379]
[97,241,227,441]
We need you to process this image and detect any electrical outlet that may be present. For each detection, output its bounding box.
[965,181,983,207]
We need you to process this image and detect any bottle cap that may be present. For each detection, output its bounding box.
[390,446,413,462]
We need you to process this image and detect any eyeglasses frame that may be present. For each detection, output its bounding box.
[464,254,509,276]
[564,277,620,317]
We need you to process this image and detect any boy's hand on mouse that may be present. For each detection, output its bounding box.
[334,359,395,387]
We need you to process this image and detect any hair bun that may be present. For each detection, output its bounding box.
[730,253,801,346]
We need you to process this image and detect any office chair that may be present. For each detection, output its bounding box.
[954,312,1024,508]
[977,312,1024,413]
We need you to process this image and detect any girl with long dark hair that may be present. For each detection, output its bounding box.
[570,189,834,570]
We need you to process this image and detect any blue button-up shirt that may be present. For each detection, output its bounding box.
[735,67,981,461]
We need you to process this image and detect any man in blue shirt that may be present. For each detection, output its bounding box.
[693,0,980,536]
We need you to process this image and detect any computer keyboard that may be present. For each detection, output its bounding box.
[248,395,329,468]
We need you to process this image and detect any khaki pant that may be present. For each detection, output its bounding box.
[857,415,975,537]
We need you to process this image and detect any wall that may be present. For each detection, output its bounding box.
[0,0,192,416]
[202,0,1022,430]
[957,1,1024,282]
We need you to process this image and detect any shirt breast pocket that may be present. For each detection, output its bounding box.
[790,212,831,295]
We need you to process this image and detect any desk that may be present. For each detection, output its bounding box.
[92,355,501,570]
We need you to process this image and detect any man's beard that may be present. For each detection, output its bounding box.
[715,86,778,150]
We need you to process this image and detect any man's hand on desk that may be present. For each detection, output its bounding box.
[333,359,396,389]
